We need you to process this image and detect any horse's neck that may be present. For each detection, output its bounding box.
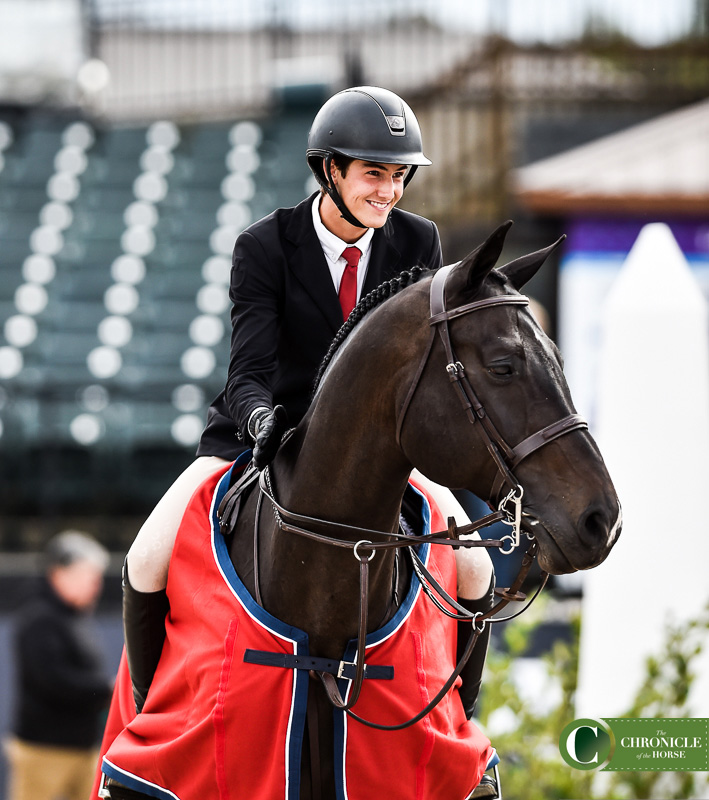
[259,371,413,656]
[278,410,410,528]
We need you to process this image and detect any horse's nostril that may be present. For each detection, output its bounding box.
[580,507,610,544]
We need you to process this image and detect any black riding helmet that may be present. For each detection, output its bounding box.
[306,86,431,228]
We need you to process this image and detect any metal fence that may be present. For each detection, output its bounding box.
[76,0,709,229]
[81,0,709,120]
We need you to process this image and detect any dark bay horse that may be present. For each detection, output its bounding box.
[98,221,620,800]
[225,221,621,797]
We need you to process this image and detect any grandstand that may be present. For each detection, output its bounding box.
[0,101,316,550]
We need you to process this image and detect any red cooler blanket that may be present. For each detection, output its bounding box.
[94,457,492,799]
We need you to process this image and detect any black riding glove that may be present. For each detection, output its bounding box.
[248,405,289,470]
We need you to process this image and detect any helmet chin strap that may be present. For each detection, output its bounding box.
[323,153,368,230]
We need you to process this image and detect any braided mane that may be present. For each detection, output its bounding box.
[313,265,427,392]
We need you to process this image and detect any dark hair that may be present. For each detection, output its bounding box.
[314,265,426,391]
[319,154,354,195]
[332,154,354,177]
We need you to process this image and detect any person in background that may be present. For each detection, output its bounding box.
[5,531,113,800]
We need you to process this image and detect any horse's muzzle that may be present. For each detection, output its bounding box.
[526,498,622,575]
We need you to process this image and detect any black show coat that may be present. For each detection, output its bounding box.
[198,193,442,460]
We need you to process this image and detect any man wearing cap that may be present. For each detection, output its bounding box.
[6,531,113,800]
[122,87,494,729]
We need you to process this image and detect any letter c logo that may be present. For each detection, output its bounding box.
[560,719,613,770]
[567,725,599,764]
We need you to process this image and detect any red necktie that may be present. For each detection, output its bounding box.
[338,246,361,320]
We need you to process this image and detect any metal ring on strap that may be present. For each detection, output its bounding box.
[353,539,376,562]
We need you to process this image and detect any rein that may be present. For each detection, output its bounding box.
[258,468,508,551]
[239,265,590,727]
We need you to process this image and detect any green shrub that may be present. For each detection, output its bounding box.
[474,598,709,800]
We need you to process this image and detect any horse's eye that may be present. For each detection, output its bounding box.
[488,362,513,377]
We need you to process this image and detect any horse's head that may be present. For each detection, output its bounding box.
[398,222,621,574]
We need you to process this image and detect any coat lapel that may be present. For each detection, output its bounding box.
[285,196,403,331]
[363,218,401,295]
[285,195,344,334]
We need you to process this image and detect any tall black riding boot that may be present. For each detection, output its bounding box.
[122,560,170,713]
[457,573,495,719]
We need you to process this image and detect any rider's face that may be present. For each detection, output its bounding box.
[330,159,408,229]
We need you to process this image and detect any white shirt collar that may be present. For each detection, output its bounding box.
[311,194,375,264]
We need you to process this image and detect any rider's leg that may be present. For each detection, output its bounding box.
[454,531,495,718]
[409,469,494,599]
[447,520,495,719]
[410,469,495,717]
[456,574,494,718]
[126,456,230,591]
[123,456,230,711]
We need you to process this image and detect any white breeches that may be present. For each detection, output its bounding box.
[126,456,231,592]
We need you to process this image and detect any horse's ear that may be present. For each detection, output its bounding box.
[452,220,514,298]
[499,235,566,291]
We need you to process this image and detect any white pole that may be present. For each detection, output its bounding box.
[576,223,709,718]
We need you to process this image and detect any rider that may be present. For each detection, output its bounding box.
[123,86,495,722]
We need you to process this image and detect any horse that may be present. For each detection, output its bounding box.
[97,221,621,800]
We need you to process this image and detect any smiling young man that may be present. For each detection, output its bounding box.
[121,87,494,735]
[320,158,408,237]
[200,87,443,468]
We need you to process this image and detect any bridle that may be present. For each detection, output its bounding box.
[397,263,588,520]
[238,264,590,728]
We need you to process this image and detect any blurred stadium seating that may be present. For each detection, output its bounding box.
[0,103,314,545]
